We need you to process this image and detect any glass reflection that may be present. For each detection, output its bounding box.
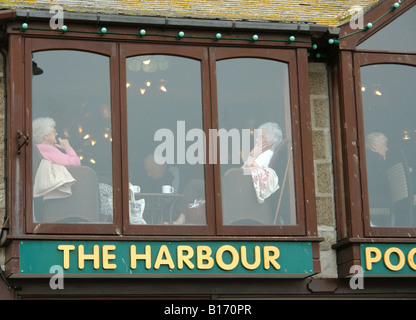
[357,5,416,53]
[32,50,113,223]
[362,64,416,227]
[126,55,206,225]
[217,58,296,226]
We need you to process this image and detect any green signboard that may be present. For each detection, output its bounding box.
[360,243,416,276]
[19,240,314,277]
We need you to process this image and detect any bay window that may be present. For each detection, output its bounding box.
[8,22,316,238]
[354,3,416,237]
[334,0,416,254]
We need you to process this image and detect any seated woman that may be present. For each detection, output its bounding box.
[175,122,283,224]
[242,122,283,169]
[32,117,81,166]
[32,117,113,220]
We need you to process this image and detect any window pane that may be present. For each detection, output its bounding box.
[32,50,113,223]
[362,64,416,227]
[217,58,296,226]
[357,5,416,52]
[126,55,206,225]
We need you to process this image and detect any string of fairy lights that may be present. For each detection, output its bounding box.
[18,23,306,44]
[16,1,407,57]
[339,0,406,40]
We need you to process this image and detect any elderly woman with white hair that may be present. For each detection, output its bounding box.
[33,117,113,220]
[32,117,81,166]
[243,122,283,168]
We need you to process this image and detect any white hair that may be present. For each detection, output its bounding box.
[32,117,56,144]
[366,132,387,149]
[258,122,283,151]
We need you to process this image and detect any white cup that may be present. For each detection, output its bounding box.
[162,185,174,193]
[132,185,141,194]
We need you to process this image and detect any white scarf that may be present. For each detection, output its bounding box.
[251,167,280,203]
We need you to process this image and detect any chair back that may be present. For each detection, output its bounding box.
[268,139,288,171]
[221,139,292,225]
[386,162,408,203]
[32,144,101,223]
[274,140,296,225]
[386,151,414,226]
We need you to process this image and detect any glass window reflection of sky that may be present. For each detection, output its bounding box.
[362,64,416,227]
[32,50,113,223]
[217,58,296,226]
[358,5,416,52]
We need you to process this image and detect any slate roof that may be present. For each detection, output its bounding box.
[0,0,381,26]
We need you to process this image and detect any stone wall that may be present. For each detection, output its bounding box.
[309,62,337,278]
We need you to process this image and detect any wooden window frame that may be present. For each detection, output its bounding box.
[335,0,416,240]
[6,20,317,239]
[23,38,122,235]
[119,43,215,236]
[355,52,416,238]
[209,46,310,236]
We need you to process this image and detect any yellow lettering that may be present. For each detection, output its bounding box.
[196,246,214,269]
[365,247,382,270]
[57,245,75,270]
[177,245,194,270]
[130,245,151,270]
[154,245,175,270]
[78,245,100,270]
[102,245,117,270]
[384,247,405,271]
[241,246,261,270]
[408,248,416,271]
[263,246,280,270]
[216,245,239,271]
